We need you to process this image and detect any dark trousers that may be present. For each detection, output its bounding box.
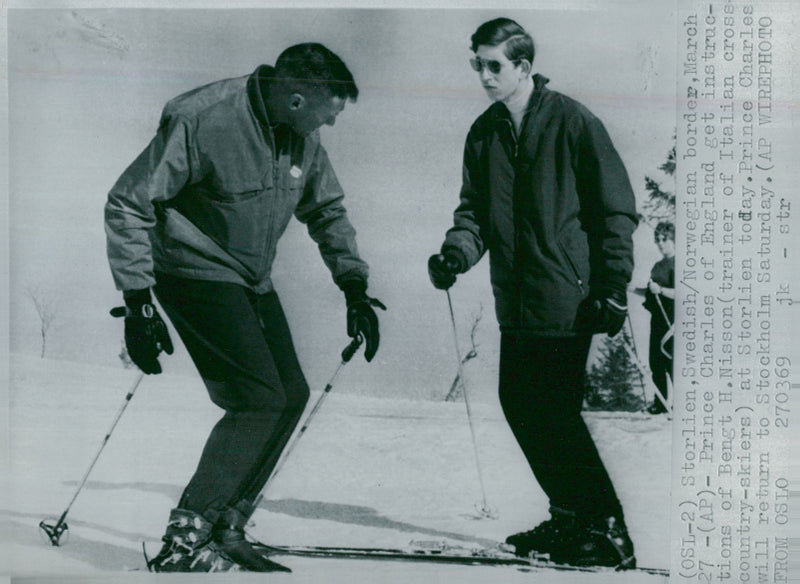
[154,272,310,519]
[498,333,623,521]
[649,316,673,402]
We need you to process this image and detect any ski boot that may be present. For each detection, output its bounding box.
[146,508,243,572]
[504,506,579,558]
[551,515,637,569]
[212,499,292,573]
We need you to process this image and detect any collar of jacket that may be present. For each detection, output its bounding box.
[246,65,306,165]
[247,64,276,131]
[490,73,551,127]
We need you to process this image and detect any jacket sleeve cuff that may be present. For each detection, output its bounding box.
[341,278,368,305]
[602,273,629,303]
[441,246,468,274]
[123,288,152,308]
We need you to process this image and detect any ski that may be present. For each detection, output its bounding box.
[255,540,669,576]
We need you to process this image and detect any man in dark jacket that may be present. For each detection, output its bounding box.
[428,18,638,569]
[105,43,385,572]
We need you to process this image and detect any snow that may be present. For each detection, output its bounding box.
[6,353,670,582]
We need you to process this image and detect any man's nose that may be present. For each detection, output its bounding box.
[479,68,493,82]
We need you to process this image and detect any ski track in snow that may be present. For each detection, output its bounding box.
[7,354,671,581]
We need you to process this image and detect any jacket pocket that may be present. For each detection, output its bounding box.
[175,171,275,270]
[204,160,272,202]
[557,236,587,295]
[206,175,268,204]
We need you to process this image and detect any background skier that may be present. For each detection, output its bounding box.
[427,17,638,569]
[105,42,385,572]
[643,221,675,414]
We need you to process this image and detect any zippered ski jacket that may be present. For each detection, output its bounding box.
[442,75,638,336]
[105,65,368,294]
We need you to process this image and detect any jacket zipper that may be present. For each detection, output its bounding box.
[507,109,586,313]
[557,239,585,294]
[504,119,525,328]
[259,124,279,278]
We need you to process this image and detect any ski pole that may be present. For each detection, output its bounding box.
[654,293,674,412]
[39,370,146,546]
[624,313,650,409]
[622,316,670,413]
[446,290,495,519]
[265,335,363,490]
[655,294,674,360]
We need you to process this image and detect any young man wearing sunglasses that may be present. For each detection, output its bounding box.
[105,43,385,572]
[428,18,639,569]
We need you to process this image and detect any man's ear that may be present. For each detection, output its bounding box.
[518,59,532,76]
[288,93,306,111]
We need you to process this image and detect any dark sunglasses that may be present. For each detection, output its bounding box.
[469,57,518,75]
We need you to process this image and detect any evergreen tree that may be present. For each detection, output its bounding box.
[584,328,646,412]
[641,140,676,227]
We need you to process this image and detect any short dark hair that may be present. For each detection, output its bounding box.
[654,221,675,242]
[470,18,535,65]
[274,43,358,102]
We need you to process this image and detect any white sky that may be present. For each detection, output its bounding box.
[7,6,676,385]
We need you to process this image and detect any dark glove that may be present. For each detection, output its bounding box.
[598,287,628,337]
[110,289,174,374]
[427,250,464,290]
[343,282,387,362]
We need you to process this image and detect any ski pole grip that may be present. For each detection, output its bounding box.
[341,336,363,362]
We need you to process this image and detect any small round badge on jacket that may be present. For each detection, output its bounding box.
[290,166,302,178]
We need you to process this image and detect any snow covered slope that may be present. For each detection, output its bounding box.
[6,353,670,581]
